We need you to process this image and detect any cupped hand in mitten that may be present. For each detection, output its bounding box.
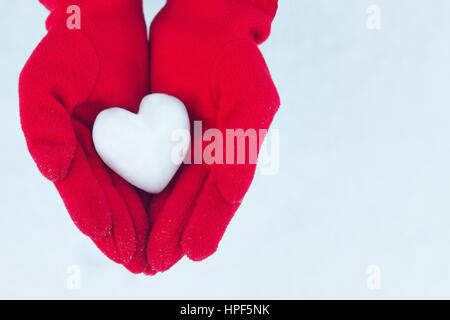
[20,0,150,273]
[145,0,280,273]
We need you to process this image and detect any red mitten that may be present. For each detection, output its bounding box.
[147,0,280,272]
[20,0,150,273]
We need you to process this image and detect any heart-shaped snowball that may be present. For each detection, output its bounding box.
[93,94,191,194]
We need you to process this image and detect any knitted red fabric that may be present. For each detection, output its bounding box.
[147,0,280,272]
[20,0,150,273]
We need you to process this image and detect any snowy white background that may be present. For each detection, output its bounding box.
[1,0,450,299]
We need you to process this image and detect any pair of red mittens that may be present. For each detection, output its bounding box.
[20,0,280,274]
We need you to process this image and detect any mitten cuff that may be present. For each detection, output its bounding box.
[39,0,144,31]
[40,0,142,11]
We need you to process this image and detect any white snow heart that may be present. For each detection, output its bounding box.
[93,94,191,194]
